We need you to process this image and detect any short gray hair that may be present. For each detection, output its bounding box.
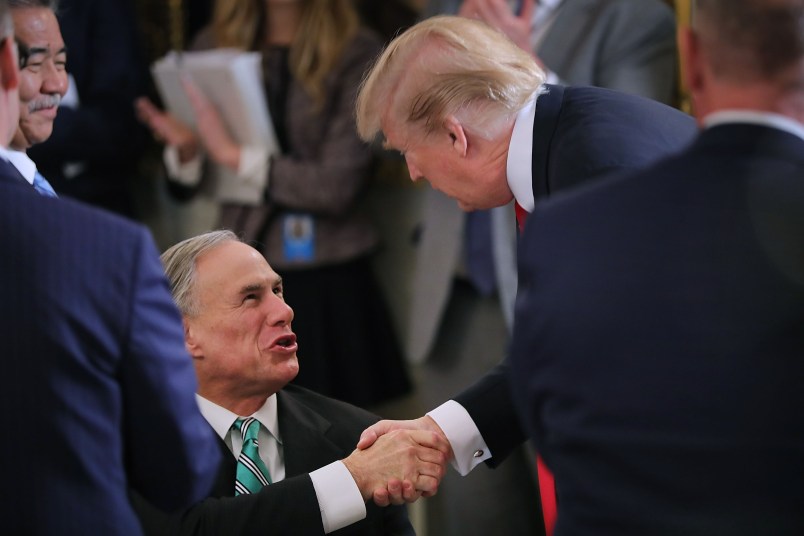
[694,0,804,81]
[8,0,59,10]
[0,0,12,39]
[161,230,241,317]
[356,16,545,143]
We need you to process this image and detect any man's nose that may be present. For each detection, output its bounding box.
[42,64,68,95]
[265,295,294,326]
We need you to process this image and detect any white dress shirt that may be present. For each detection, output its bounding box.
[196,394,365,533]
[2,148,38,185]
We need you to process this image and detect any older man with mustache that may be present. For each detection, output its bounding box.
[4,0,67,197]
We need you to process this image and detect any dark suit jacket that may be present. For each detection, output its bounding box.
[510,123,804,534]
[28,0,149,217]
[0,162,220,535]
[454,85,697,466]
[134,384,413,535]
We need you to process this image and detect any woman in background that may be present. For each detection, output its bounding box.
[137,0,411,408]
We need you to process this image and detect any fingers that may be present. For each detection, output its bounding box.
[180,74,211,114]
[373,486,391,507]
[357,419,421,450]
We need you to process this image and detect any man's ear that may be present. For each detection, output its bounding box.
[444,115,468,157]
[0,37,19,91]
[678,25,703,100]
[183,318,202,359]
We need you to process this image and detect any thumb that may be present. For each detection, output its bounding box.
[356,427,379,450]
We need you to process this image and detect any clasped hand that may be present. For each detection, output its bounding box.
[348,416,454,507]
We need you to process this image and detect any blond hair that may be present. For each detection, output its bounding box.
[212,0,359,108]
[356,16,545,142]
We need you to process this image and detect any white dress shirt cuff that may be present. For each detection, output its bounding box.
[427,400,491,476]
[163,145,203,186]
[238,144,271,191]
[309,461,367,534]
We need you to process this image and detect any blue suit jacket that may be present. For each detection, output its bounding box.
[0,161,221,535]
[453,85,697,467]
[510,123,804,534]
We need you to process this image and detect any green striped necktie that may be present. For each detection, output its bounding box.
[232,417,272,495]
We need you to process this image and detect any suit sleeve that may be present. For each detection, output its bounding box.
[453,360,527,467]
[120,229,221,511]
[132,475,325,536]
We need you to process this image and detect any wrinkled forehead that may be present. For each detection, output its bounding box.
[13,7,65,60]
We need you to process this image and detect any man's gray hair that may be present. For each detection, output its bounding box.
[0,0,12,39]
[693,0,804,81]
[8,0,59,10]
[161,230,241,317]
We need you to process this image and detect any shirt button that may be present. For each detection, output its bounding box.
[473,449,484,458]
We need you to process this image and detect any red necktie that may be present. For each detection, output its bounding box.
[514,201,558,535]
[514,202,528,233]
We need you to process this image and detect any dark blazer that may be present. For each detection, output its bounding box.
[0,162,220,535]
[510,123,804,534]
[134,384,413,536]
[186,28,382,270]
[454,85,697,466]
[28,0,149,217]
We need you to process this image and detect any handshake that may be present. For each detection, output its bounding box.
[342,416,451,506]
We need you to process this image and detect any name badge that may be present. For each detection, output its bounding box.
[282,213,315,261]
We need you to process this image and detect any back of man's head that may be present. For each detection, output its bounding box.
[694,0,804,85]
[356,15,545,144]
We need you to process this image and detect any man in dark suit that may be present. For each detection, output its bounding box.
[2,0,67,194]
[27,0,149,217]
[0,1,222,531]
[353,13,696,528]
[134,230,449,535]
[508,0,804,533]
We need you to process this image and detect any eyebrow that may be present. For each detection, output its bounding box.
[16,40,67,68]
[26,45,67,56]
[239,283,265,295]
[238,277,282,295]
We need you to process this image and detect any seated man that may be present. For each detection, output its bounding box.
[133,230,448,535]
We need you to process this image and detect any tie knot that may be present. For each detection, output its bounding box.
[233,417,261,443]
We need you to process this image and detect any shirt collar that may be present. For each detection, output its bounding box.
[507,94,538,212]
[703,110,804,142]
[2,149,36,185]
[196,393,282,445]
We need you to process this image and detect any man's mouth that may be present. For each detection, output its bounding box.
[276,336,293,347]
[271,333,297,350]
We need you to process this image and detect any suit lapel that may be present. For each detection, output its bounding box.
[0,158,30,189]
[531,84,566,200]
[277,390,345,477]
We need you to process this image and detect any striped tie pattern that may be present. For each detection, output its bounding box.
[232,417,272,495]
[33,171,58,198]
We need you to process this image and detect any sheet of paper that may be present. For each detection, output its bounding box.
[152,49,279,205]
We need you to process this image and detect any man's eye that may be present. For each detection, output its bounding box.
[244,293,259,302]
[273,286,284,297]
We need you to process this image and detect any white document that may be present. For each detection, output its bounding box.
[151,49,279,205]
